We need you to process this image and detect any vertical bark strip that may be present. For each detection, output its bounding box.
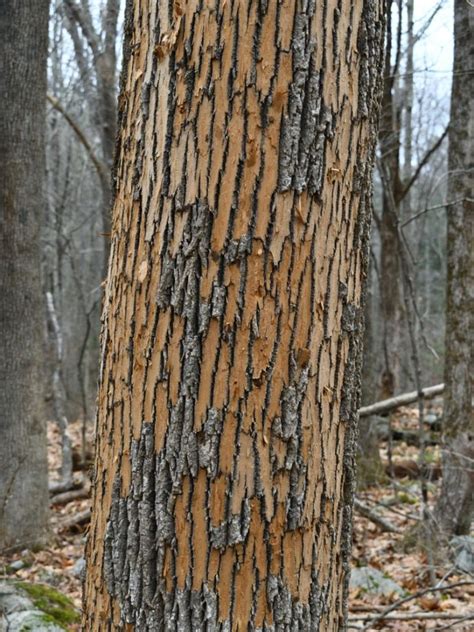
[434,0,474,537]
[0,0,50,551]
[85,1,385,629]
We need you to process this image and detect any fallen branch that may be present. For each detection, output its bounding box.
[50,487,90,506]
[353,498,400,533]
[58,509,91,532]
[436,613,474,630]
[366,498,420,521]
[48,479,83,495]
[350,612,474,623]
[359,383,444,417]
[355,580,474,629]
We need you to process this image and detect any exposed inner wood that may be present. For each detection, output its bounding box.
[84,1,384,629]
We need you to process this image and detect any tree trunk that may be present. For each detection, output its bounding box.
[358,264,385,486]
[0,0,50,551]
[84,1,385,629]
[434,0,474,538]
[378,0,404,398]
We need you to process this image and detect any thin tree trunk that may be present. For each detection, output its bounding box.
[0,0,50,551]
[84,1,385,628]
[46,291,73,484]
[359,263,385,485]
[378,0,404,397]
[434,0,474,538]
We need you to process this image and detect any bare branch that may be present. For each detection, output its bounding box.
[413,1,444,46]
[63,0,100,65]
[349,612,474,626]
[399,126,449,201]
[359,383,444,417]
[401,198,465,227]
[61,5,94,99]
[47,93,109,185]
[353,581,474,629]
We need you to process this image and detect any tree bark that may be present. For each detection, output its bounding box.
[84,1,385,629]
[434,0,474,538]
[377,0,404,398]
[0,0,50,551]
[358,262,385,486]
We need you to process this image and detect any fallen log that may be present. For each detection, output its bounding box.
[50,487,90,506]
[359,383,444,418]
[58,509,91,532]
[353,498,400,533]
[48,479,83,495]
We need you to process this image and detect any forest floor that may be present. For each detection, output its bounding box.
[0,402,473,631]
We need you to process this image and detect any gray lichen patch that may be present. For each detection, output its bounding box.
[277,6,333,197]
[157,200,213,314]
[210,497,251,550]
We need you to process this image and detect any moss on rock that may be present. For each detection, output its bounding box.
[15,582,80,628]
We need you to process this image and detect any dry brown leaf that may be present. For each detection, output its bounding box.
[417,596,441,610]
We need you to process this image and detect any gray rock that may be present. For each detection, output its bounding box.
[1,610,65,631]
[450,536,474,574]
[0,582,67,631]
[8,560,25,571]
[0,582,32,613]
[71,557,86,579]
[350,566,404,597]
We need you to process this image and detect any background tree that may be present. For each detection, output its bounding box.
[0,0,50,550]
[358,0,450,486]
[434,0,473,538]
[44,0,121,446]
[84,0,385,628]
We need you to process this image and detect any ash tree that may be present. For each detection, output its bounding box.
[84,0,385,629]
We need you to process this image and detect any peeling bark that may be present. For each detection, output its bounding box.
[84,1,385,629]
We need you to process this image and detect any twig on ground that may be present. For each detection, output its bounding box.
[435,613,474,630]
[356,581,474,629]
[369,498,421,521]
[353,498,400,533]
[350,612,474,624]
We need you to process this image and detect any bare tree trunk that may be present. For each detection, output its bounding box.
[378,0,404,398]
[402,0,414,219]
[84,0,385,628]
[434,0,474,538]
[46,291,73,484]
[359,263,385,485]
[0,0,50,551]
